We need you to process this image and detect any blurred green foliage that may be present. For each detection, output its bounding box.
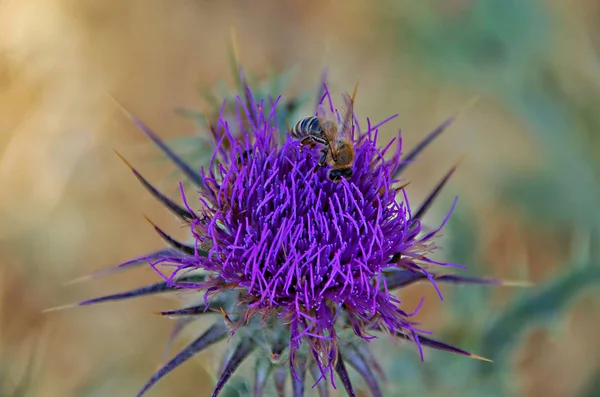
[384,0,600,229]
[375,5,600,391]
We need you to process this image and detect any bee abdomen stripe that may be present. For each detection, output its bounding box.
[310,136,328,145]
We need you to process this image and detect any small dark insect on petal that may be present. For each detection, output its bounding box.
[395,332,491,362]
[114,151,194,222]
[334,353,356,397]
[136,322,228,397]
[291,354,308,397]
[343,345,383,397]
[253,358,273,397]
[212,337,256,397]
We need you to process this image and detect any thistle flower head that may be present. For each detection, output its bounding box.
[168,85,459,373]
[64,74,502,397]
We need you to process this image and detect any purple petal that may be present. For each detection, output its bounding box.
[315,69,328,112]
[309,363,330,397]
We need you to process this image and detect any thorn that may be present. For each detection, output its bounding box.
[143,215,158,229]
[454,151,469,168]
[42,303,79,313]
[469,353,493,363]
[105,92,135,121]
[351,80,359,103]
[113,149,134,170]
[63,274,95,286]
[499,280,534,287]
[395,181,411,191]
[220,307,232,322]
[220,307,236,332]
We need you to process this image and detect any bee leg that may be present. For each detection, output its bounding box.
[300,137,311,146]
[317,150,328,167]
[313,150,328,173]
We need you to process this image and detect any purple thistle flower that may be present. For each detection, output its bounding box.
[60,77,506,397]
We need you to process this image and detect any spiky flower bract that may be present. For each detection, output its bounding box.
[66,74,506,397]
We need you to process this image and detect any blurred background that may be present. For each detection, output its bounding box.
[1,0,600,396]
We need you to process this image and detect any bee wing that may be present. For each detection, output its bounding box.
[316,103,339,156]
[339,91,355,140]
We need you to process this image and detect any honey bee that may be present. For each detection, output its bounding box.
[291,91,356,182]
[290,115,330,148]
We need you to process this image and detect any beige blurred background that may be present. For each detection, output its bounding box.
[1,0,599,396]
